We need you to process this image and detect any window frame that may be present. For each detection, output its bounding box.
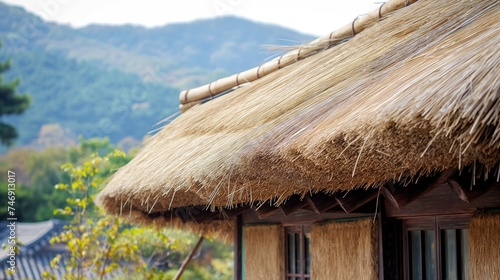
[402,215,470,280]
[285,224,311,280]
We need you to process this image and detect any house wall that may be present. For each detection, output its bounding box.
[243,224,284,280]
[236,182,499,279]
[311,218,378,280]
[383,182,500,279]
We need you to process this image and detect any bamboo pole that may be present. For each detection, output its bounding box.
[173,236,205,280]
[179,0,419,111]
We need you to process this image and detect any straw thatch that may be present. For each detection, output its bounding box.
[96,0,499,224]
[311,218,378,280]
[243,224,284,280]
[179,0,418,111]
[469,211,500,280]
[114,209,235,241]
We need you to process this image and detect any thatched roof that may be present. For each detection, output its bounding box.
[96,0,499,227]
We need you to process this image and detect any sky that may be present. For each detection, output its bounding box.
[1,0,382,36]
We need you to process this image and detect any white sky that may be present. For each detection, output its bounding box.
[1,0,382,36]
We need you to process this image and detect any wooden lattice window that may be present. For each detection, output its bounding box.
[285,224,311,280]
[404,216,470,280]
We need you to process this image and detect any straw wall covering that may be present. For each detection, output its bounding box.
[311,218,378,280]
[469,212,500,280]
[244,224,284,280]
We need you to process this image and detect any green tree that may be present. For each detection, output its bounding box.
[44,149,188,279]
[0,42,30,146]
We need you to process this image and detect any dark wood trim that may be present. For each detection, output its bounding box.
[304,196,321,214]
[334,188,379,213]
[175,208,189,223]
[305,193,338,213]
[385,180,500,218]
[221,206,250,220]
[447,176,497,203]
[189,210,219,224]
[381,204,403,280]
[300,225,306,279]
[149,165,498,228]
[280,196,309,216]
[401,215,471,280]
[234,215,242,280]
[254,203,280,219]
[151,190,376,225]
[455,229,464,280]
[383,168,456,210]
[243,208,372,225]
[435,217,441,280]
[377,213,385,280]
[402,219,409,280]
[284,225,311,280]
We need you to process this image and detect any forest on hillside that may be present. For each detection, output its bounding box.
[0,2,313,148]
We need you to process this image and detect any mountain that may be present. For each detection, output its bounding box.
[0,2,315,148]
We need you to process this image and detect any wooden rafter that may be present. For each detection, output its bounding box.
[221,206,250,219]
[254,203,281,219]
[188,208,219,224]
[305,196,321,214]
[305,193,338,213]
[334,187,379,213]
[447,175,498,203]
[280,195,309,216]
[160,167,496,223]
[382,168,456,209]
[175,208,190,223]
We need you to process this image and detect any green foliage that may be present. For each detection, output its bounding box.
[0,138,134,222]
[44,146,231,279]
[0,42,30,146]
[44,150,152,279]
[0,146,69,221]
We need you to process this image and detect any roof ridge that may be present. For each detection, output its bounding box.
[178,0,419,112]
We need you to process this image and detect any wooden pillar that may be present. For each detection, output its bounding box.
[380,209,403,279]
[234,215,243,280]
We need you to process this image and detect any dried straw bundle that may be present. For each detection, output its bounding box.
[243,225,284,280]
[469,212,500,280]
[311,218,378,280]
[110,209,235,241]
[96,0,499,225]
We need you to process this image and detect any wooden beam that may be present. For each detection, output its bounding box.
[221,206,250,220]
[188,208,219,224]
[279,196,309,216]
[175,208,190,223]
[382,168,456,209]
[187,206,201,216]
[305,196,321,214]
[447,176,497,203]
[148,211,167,219]
[254,203,280,219]
[334,187,379,213]
[306,193,339,213]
